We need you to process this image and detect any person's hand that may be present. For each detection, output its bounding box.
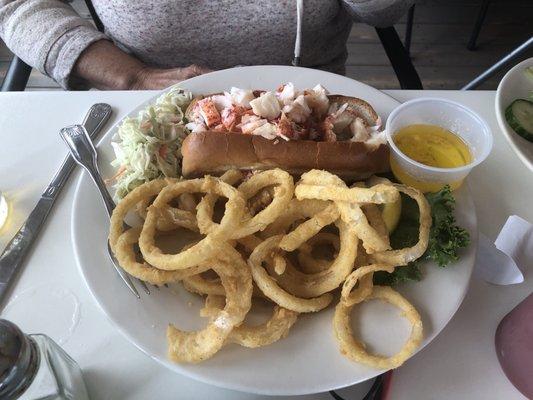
[129,65,212,90]
[73,40,212,90]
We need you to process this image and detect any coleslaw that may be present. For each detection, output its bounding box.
[109,86,193,200]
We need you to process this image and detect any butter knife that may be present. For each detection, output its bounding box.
[0,103,112,306]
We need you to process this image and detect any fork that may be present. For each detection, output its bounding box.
[60,124,150,298]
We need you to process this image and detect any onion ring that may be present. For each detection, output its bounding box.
[201,295,299,348]
[297,232,340,274]
[352,180,389,246]
[295,183,399,204]
[108,167,431,366]
[114,227,211,285]
[333,286,423,369]
[371,184,431,266]
[196,169,244,235]
[196,169,293,239]
[109,179,171,251]
[248,235,333,313]
[182,273,226,296]
[279,203,339,252]
[362,203,389,247]
[137,192,198,232]
[297,170,391,253]
[237,234,263,254]
[182,273,266,299]
[234,169,294,237]
[266,221,357,298]
[139,177,246,270]
[262,199,330,238]
[167,244,252,363]
[340,263,395,306]
[272,254,287,275]
[296,255,331,274]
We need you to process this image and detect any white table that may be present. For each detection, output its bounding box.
[0,90,531,400]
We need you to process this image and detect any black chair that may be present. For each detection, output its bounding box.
[404,5,415,56]
[1,1,422,91]
[1,56,32,91]
[376,25,421,89]
[467,0,491,51]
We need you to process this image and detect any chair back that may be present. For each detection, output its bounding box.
[84,0,104,32]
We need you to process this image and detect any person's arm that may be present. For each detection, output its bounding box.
[72,40,211,90]
[0,0,108,89]
[0,0,209,90]
[342,0,416,27]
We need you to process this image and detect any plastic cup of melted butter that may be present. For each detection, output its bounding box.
[386,98,493,193]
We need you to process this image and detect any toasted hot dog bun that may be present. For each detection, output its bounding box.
[181,132,389,180]
[181,94,389,180]
[327,95,379,126]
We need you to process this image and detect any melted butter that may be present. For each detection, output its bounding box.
[391,124,472,192]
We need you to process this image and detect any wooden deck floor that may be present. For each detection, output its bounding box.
[1,0,532,90]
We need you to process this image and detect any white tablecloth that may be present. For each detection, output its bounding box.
[0,90,531,400]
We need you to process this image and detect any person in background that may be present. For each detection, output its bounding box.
[0,0,414,90]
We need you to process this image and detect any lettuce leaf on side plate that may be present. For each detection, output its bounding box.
[373,185,470,286]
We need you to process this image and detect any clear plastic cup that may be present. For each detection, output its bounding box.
[385,98,493,192]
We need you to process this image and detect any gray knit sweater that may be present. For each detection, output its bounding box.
[0,0,414,89]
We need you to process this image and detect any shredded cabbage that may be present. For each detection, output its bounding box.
[110,85,193,200]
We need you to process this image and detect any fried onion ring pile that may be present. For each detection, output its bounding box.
[109,168,431,369]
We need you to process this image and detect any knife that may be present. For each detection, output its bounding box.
[0,103,112,306]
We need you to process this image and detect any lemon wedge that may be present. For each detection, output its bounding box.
[380,196,402,234]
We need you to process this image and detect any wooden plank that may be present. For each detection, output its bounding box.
[345,65,400,89]
[345,42,533,67]
[394,2,533,24]
[406,44,533,68]
[349,23,533,45]
[345,65,504,90]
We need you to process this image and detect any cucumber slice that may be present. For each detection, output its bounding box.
[505,99,533,142]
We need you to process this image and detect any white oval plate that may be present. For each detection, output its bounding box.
[71,66,477,396]
[495,57,533,172]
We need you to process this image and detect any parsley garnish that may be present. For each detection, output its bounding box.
[373,185,470,286]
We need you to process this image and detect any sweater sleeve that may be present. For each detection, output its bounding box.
[0,0,108,89]
[342,0,416,28]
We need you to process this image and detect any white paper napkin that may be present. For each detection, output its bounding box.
[474,215,532,285]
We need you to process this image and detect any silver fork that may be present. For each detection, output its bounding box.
[60,124,150,298]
